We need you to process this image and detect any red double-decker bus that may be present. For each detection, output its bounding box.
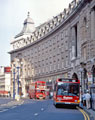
[28,81,46,99]
[53,78,80,107]
[35,81,46,99]
[28,82,36,99]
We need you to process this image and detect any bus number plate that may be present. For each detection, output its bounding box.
[64,102,71,104]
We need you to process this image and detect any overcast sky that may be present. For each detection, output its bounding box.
[0,0,72,66]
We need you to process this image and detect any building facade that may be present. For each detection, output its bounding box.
[9,0,95,97]
[0,66,11,96]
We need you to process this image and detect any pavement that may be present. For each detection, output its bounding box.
[0,97,12,105]
[79,103,95,120]
[0,97,24,110]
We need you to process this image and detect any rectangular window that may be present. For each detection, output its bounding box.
[91,6,95,40]
[75,25,78,57]
[82,47,87,61]
[57,63,60,69]
[50,65,52,71]
[62,62,64,68]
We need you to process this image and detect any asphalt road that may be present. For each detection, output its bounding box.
[0,99,87,120]
[0,97,12,105]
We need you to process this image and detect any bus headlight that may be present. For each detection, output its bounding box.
[75,100,80,103]
[78,100,80,103]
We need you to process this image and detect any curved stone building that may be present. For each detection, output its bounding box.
[9,0,95,97]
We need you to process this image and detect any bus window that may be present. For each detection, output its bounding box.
[57,88,64,95]
[57,83,79,96]
[37,90,41,93]
[69,84,79,96]
[41,90,45,93]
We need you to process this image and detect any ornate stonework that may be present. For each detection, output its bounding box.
[9,0,95,97]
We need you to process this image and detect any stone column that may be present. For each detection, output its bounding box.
[22,78,26,97]
[22,59,27,97]
[77,22,80,57]
[91,9,95,40]
[71,27,76,60]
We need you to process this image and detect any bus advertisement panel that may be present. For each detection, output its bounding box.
[53,78,80,107]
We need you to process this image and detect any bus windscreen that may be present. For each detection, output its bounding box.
[57,83,79,96]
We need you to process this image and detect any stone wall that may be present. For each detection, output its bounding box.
[10,0,95,96]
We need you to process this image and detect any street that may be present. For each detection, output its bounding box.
[0,97,12,105]
[0,99,87,120]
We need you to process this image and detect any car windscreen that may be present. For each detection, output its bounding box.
[57,83,79,96]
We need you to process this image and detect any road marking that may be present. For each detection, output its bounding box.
[80,109,87,120]
[10,106,17,109]
[77,107,90,120]
[0,100,24,113]
[34,113,38,116]
[81,109,90,120]
[41,108,44,111]
[0,109,8,112]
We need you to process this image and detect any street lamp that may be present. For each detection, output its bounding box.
[91,58,95,84]
[13,60,23,100]
[80,62,87,93]
[16,66,20,99]
[80,67,83,93]
[13,68,15,100]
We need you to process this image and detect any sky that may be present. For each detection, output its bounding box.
[0,0,72,66]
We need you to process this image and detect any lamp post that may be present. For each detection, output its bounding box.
[80,67,83,93]
[16,66,20,98]
[13,66,20,100]
[80,62,87,93]
[12,60,23,100]
[13,68,15,100]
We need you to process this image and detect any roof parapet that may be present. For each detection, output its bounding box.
[11,0,84,51]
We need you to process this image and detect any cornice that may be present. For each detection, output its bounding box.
[32,67,73,80]
[9,0,89,54]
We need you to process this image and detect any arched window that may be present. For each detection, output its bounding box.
[72,73,78,81]
[83,68,87,79]
[92,65,95,83]
[82,17,87,40]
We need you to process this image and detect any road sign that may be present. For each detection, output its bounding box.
[87,72,92,84]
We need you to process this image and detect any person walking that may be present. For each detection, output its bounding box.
[82,92,86,107]
[85,90,91,109]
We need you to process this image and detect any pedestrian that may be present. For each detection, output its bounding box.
[85,90,91,109]
[49,91,53,99]
[82,92,86,107]
[80,91,83,107]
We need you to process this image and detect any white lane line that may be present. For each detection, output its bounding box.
[0,109,8,112]
[10,106,17,109]
[34,113,39,116]
[41,108,44,111]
